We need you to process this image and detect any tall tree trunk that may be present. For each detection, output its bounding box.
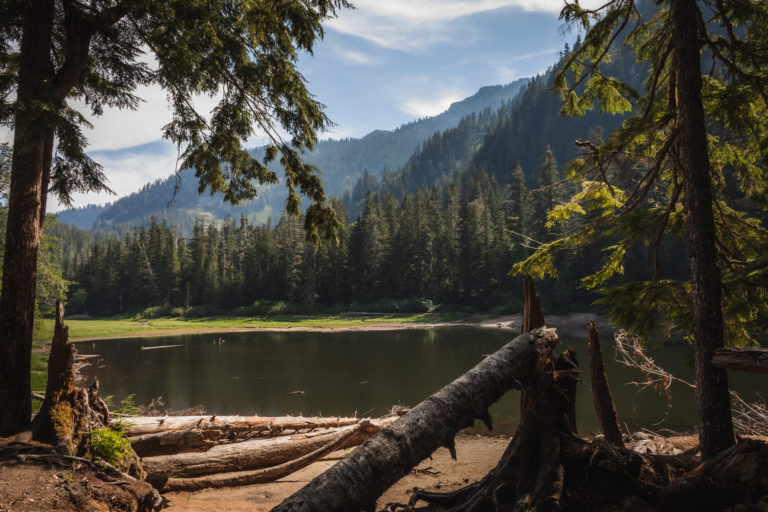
[0,0,55,435]
[671,0,734,459]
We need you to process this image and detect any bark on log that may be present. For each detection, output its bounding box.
[130,429,218,458]
[588,321,624,447]
[142,418,395,486]
[711,347,768,374]
[660,438,768,510]
[272,327,558,512]
[160,420,381,492]
[124,414,364,437]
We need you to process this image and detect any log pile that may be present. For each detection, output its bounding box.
[122,413,397,491]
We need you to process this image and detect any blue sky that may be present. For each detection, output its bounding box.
[24,0,594,211]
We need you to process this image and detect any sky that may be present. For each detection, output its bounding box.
[4,0,596,211]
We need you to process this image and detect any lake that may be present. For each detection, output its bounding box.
[78,327,768,435]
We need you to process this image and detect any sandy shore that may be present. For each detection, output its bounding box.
[162,435,511,511]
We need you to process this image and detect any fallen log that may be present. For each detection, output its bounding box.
[130,429,219,457]
[273,327,557,512]
[123,414,365,437]
[712,347,768,374]
[660,438,768,510]
[143,417,395,488]
[161,420,380,492]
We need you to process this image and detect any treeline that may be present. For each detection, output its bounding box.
[61,148,628,316]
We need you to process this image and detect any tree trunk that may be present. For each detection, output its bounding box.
[273,328,557,512]
[124,414,367,437]
[522,274,545,333]
[152,421,383,492]
[0,0,55,436]
[671,0,734,459]
[130,429,218,458]
[31,301,108,454]
[711,347,768,374]
[588,321,624,447]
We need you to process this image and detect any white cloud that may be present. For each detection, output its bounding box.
[50,141,179,211]
[495,48,559,81]
[328,0,603,51]
[331,47,375,65]
[400,91,465,119]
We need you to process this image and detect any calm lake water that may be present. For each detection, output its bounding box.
[78,327,768,435]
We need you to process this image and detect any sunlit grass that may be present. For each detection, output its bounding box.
[34,311,469,342]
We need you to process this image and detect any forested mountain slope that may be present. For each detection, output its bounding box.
[56,79,529,233]
[345,42,645,212]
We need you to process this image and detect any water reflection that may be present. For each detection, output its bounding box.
[78,327,768,435]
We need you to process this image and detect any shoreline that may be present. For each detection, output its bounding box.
[38,312,607,343]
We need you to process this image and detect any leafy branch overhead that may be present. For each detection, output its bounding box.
[515,0,768,346]
[0,0,350,240]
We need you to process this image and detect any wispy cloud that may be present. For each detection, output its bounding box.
[399,91,464,119]
[331,46,375,65]
[495,48,559,81]
[50,140,179,211]
[327,0,600,51]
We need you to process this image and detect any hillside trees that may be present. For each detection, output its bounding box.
[0,0,350,434]
[64,154,573,315]
[517,0,768,458]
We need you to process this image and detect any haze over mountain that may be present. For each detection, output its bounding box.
[56,79,529,233]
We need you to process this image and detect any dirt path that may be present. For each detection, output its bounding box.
[162,435,510,511]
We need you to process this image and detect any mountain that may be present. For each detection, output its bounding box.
[55,79,530,234]
[345,41,646,211]
[55,204,107,231]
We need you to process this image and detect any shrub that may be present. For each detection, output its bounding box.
[90,427,131,464]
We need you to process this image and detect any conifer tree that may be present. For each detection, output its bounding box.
[517,0,768,458]
[0,0,349,432]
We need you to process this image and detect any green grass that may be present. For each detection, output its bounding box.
[31,352,48,393]
[34,311,469,342]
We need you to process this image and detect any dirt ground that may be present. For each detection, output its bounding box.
[0,445,160,512]
[162,435,511,511]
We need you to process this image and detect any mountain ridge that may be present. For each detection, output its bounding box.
[56,79,530,232]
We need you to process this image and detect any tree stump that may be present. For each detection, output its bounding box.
[31,301,93,455]
[588,321,623,447]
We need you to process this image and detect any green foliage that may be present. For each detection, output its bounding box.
[513,0,768,344]
[90,427,131,465]
[2,1,353,242]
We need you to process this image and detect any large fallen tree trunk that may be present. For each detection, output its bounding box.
[276,275,768,511]
[712,347,768,374]
[272,327,556,512]
[143,417,395,488]
[124,414,364,437]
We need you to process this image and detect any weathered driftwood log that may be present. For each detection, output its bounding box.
[124,414,364,437]
[588,321,624,447]
[142,417,396,487]
[272,327,557,512]
[161,420,381,492]
[712,347,768,374]
[130,429,219,457]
